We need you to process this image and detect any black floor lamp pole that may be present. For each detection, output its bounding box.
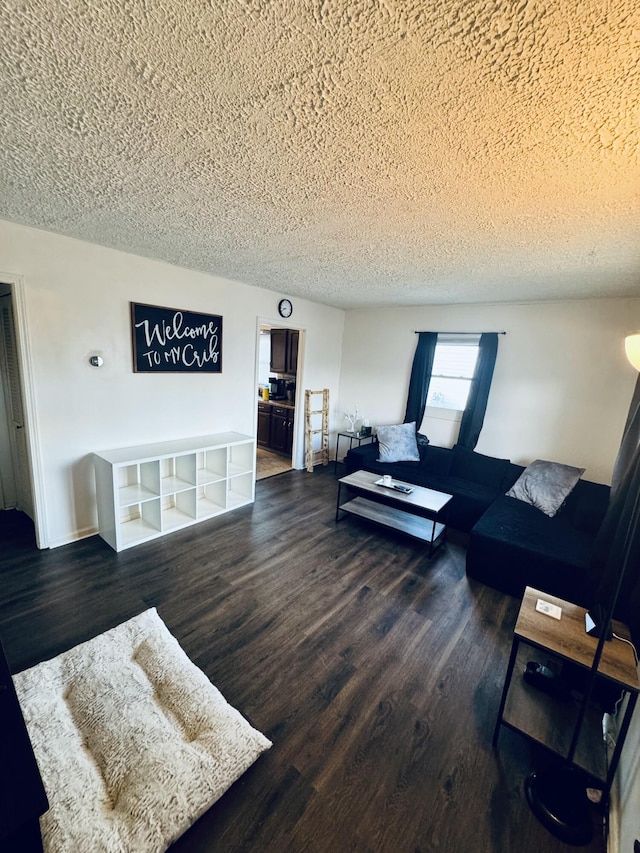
[569,480,639,761]
[525,482,640,846]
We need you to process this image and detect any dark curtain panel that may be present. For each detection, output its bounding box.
[403,332,437,427]
[457,332,498,450]
[585,440,640,646]
[611,373,640,498]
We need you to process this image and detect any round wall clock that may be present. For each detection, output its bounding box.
[278,298,293,318]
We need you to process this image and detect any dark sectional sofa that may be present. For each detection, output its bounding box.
[344,441,611,603]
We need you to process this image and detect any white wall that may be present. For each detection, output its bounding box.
[339,300,640,484]
[616,698,640,853]
[0,219,345,547]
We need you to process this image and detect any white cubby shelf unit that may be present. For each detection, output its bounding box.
[94,432,256,551]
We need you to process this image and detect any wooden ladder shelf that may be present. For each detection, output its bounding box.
[304,389,329,472]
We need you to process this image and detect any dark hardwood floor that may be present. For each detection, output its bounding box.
[0,468,607,853]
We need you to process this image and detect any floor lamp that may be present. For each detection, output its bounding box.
[525,332,640,845]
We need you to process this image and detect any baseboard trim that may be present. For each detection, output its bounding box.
[48,526,98,549]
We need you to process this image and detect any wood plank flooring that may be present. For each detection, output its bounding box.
[0,467,607,853]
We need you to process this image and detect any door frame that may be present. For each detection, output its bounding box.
[255,316,305,470]
[0,272,48,548]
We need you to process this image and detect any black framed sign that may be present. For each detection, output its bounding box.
[131,302,222,373]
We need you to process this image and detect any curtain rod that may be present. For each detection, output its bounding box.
[414,330,506,335]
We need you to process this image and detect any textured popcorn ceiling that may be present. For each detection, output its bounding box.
[0,1,638,308]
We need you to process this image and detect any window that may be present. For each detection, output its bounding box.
[426,334,480,411]
[258,330,271,386]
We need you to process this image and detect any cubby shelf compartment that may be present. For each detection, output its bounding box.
[94,432,255,551]
[119,499,162,549]
[197,481,227,519]
[160,454,197,495]
[197,448,227,485]
[118,461,160,507]
[228,472,254,509]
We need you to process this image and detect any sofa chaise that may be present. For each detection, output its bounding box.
[344,440,610,603]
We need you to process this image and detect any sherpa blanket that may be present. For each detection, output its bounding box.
[13,608,272,852]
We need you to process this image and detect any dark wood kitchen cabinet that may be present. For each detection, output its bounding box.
[257,402,271,447]
[270,329,299,374]
[270,330,287,373]
[288,331,298,373]
[270,405,295,455]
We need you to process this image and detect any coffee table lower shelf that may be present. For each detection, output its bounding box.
[339,496,446,548]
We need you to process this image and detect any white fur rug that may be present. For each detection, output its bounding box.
[12,608,272,852]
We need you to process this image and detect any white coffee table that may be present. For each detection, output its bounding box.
[336,470,453,557]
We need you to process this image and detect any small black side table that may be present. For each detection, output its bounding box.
[0,640,49,852]
[334,431,375,473]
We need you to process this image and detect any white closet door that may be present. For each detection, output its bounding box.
[0,300,32,517]
[0,306,15,508]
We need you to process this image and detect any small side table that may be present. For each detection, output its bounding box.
[493,586,639,796]
[0,640,49,851]
[334,431,375,473]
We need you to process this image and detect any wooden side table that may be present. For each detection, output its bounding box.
[334,431,374,473]
[493,587,639,795]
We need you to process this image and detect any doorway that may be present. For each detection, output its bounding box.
[255,323,301,480]
[0,279,42,548]
[256,446,293,480]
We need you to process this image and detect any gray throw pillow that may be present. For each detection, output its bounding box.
[506,459,585,517]
[376,422,420,463]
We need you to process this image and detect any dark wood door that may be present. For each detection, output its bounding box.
[257,404,271,447]
[270,329,298,374]
[287,331,299,373]
[284,411,294,453]
[270,408,289,453]
[269,330,288,373]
